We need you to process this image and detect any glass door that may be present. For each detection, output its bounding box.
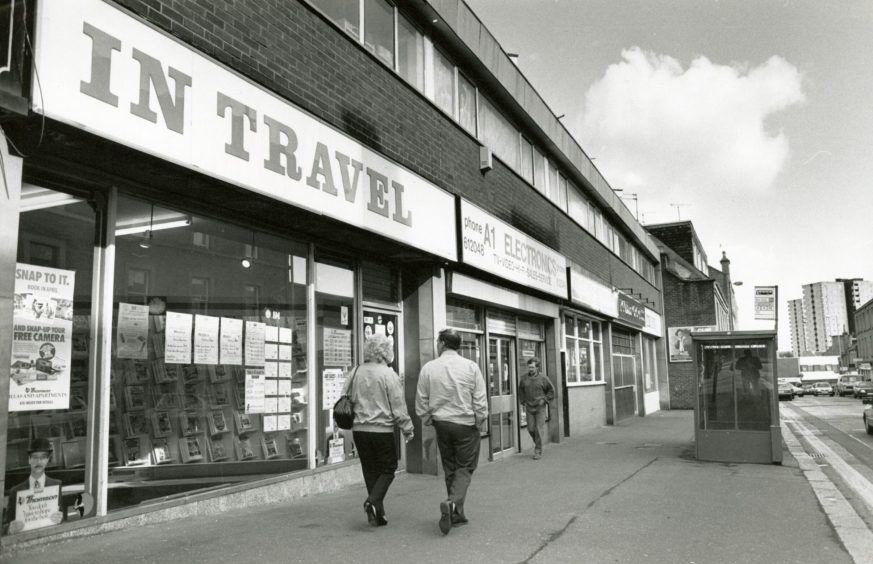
[487,337,516,458]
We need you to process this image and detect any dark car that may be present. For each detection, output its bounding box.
[854,380,873,399]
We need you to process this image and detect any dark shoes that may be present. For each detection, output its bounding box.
[376,509,388,527]
[451,511,469,527]
[439,500,454,535]
[533,451,542,460]
[364,501,377,527]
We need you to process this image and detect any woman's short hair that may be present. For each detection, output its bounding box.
[438,328,461,350]
[363,334,394,364]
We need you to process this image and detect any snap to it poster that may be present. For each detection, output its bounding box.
[9,263,76,411]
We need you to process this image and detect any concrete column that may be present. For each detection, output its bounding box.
[0,134,23,502]
[402,266,445,475]
[545,316,563,444]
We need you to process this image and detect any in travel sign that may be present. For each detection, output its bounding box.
[31,0,456,261]
[459,199,567,298]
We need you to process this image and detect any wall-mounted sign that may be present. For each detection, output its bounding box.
[754,286,777,321]
[643,308,662,338]
[568,269,618,318]
[459,199,567,299]
[617,293,646,327]
[32,0,457,261]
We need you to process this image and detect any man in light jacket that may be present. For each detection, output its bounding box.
[415,328,488,535]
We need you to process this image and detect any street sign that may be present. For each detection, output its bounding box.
[754,286,777,320]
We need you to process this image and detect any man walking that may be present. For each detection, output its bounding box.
[518,357,554,460]
[416,328,488,535]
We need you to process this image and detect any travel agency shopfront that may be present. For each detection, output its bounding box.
[0,0,665,545]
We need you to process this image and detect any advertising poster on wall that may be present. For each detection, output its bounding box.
[323,328,352,367]
[668,325,716,362]
[322,368,346,410]
[9,263,76,412]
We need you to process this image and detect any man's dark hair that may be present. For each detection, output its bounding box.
[438,328,461,350]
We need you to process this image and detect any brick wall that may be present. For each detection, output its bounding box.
[112,0,654,295]
[663,272,717,408]
[647,224,694,266]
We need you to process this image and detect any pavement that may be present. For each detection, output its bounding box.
[0,410,857,563]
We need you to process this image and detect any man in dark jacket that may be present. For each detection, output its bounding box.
[518,357,555,460]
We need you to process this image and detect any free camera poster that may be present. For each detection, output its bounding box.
[10,263,76,411]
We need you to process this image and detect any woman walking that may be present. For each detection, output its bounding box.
[344,334,413,526]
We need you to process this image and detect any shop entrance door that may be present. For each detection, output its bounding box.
[488,336,517,458]
[613,354,637,421]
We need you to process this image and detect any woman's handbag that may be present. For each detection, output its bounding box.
[332,367,358,430]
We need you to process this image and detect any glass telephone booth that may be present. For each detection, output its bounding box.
[691,331,781,464]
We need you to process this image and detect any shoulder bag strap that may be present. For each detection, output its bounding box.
[346,366,359,399]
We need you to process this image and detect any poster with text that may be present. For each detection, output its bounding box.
[193,315,220,365]
[244,368,266,413]
[245,321,266,367]
[323,328,352,367]
[220,317,243,365]
[10,485,62,533]
[322,368,347,409]
[10,263,76,412]
[116,302,149,360]
[164,311,193,364]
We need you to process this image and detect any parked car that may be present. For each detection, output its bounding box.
[802,384,816,396]
[836,374,862,397]
[863,398,873,434]
[778,382,795,401]
[812,382,834,396]
[854,380,873,399]
[791,384,804,397]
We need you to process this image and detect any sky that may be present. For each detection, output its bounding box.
[466,0,873,351]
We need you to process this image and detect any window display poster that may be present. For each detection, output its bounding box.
[323,328,352,367]
[277,413,291,431]
[265,325,279,343]
[164,311,193,364]
[193,314,220,365]
[245,321,266,367]
[322,368,346,409]
[279,327,292,344]
[9,485,63,533]
[265,343,279,360]
[220,317,243,365]
[263,414,278,433]
[117,302,149,360]
[278,362,292,379]
[244,368,266,413]
[264,361,278,378]
[10,263,76,412]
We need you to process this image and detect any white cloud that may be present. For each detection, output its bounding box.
[577,48,805,199]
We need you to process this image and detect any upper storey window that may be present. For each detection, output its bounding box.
[364,0,395,67]
[397,15,424,92]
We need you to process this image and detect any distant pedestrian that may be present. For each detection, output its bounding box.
[415,328,488,535]
[344,334,413,527]
[518,357,554,460]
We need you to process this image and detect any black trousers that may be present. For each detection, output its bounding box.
[353,431,398,513]
[433,420,480,514]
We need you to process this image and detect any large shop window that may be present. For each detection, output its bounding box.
[109,196,310,510]
[564,314,603,385]
[6,188,96,535]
